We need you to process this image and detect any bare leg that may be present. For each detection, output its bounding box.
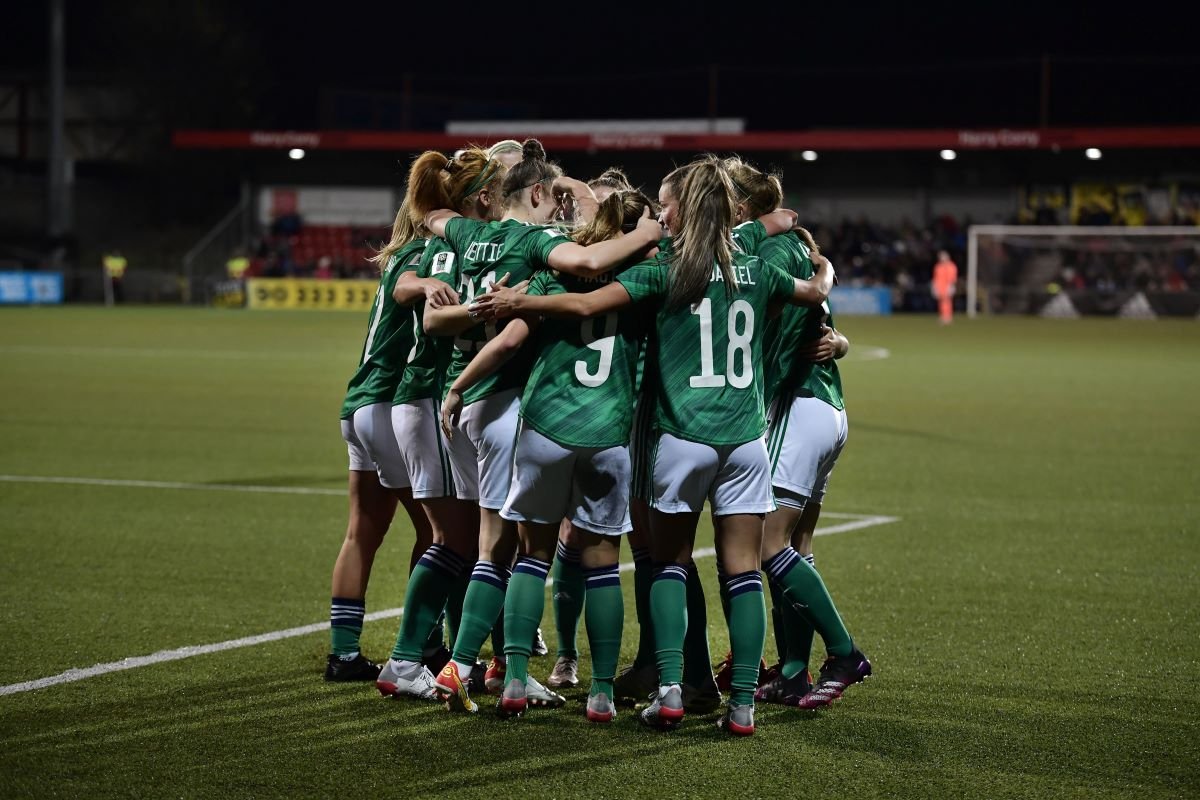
[331,470,397,599]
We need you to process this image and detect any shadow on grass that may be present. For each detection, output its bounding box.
[850,420,965,445]
[2,663,1196,798]
[201,474,345,488]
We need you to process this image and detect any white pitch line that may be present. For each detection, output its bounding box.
[851,345,891,361]
[0,508,898,697]
[0,344,344,361]
[0,475,344,497]
[0,478,898,535]
[1,343,893,363]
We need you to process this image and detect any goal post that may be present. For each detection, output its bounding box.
[966,225,1200,318]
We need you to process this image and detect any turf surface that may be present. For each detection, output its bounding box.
[0,307,1197,798]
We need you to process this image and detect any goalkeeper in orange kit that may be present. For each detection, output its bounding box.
[932,250,958,324]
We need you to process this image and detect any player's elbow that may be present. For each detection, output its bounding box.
[392,284,419,307]
[494,336,523,358]
[423,311,450,335]
[574,296,604,317]
[795,284,829,307]
[560,255,604,277]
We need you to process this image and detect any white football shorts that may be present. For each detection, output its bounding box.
[766,391,848,508]
[650,432,774,516]
[501,422,632,536]
[391,398,456,499]
[341,402,411,490]
[449,388,521,510]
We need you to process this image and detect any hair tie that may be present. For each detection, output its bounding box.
[464,159,500,197]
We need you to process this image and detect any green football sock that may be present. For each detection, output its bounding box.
[502,556,551,685]
[445,571,469,650]
[724,570,767,705]
[631,547,655,669]
[490,602,506,659]
[681,562,715,687]
[450,561,509,667]
[768,577,788,665]
[779,553,817,678]
[763,547,852,658]
[551,541,584,659]
[424,610,446,655]
[583,564,623,696]
[715,555,732,626]
[330,597,365,657]
[650,563,689,686]
[391,544,465,662]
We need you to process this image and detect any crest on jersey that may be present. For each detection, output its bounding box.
[431,252,456,275]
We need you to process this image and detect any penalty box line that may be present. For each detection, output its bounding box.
[0,476,898,697]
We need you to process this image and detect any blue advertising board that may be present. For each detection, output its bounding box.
[829,286,891,315]
[0,272,65,305]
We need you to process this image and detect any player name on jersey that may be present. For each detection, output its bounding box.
[463,241,503,262]
[711,263,757,285]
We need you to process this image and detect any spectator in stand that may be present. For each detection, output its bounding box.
[272,210,303,238]
[263,252,284,277]
[932,249,958,325]
[314,255,335,280]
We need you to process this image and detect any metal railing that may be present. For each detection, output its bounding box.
[181,187,251,303]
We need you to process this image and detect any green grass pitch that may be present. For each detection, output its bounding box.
[0,307,1197,798]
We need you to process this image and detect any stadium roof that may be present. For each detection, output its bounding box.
[4,2,1199,132]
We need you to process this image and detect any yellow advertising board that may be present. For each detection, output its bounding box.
[246,278,378,311]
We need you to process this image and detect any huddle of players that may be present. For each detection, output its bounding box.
[327,138,871,736]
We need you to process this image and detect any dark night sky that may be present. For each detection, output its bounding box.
[5,2,1200,130]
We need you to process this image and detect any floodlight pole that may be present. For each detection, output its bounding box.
[708,64,718,132]
[1039,54,1051,128]
[966,226,978,318]
[47,0,70,268]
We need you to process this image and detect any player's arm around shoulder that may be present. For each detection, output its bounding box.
[393,270,458,308]
[423,209,462,240]
[472,275,632,321]
[547,211,661,278]
[796,324,849,363]
[789,252,835,307]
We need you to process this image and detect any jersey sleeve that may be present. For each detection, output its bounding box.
[764,262,798,304]
[444,216,482,255]
[529,226,572,267]
[397,245,425,275]
[418,239,459,285]
[526,270,566,298]
[732,219,768,254]
[615,258,667,304]
[761,233,814,279]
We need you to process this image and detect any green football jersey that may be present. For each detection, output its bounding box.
[616,235,797,446]
[394,238,459,405]
[340,239,425,419]
[442,217,570,406]
[758,232,845,411]
[520,269,646,448]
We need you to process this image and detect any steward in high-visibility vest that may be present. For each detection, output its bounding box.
[226,256,250,280]
[103,253,127,279]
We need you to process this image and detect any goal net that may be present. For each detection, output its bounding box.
[966,226,1200,318]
